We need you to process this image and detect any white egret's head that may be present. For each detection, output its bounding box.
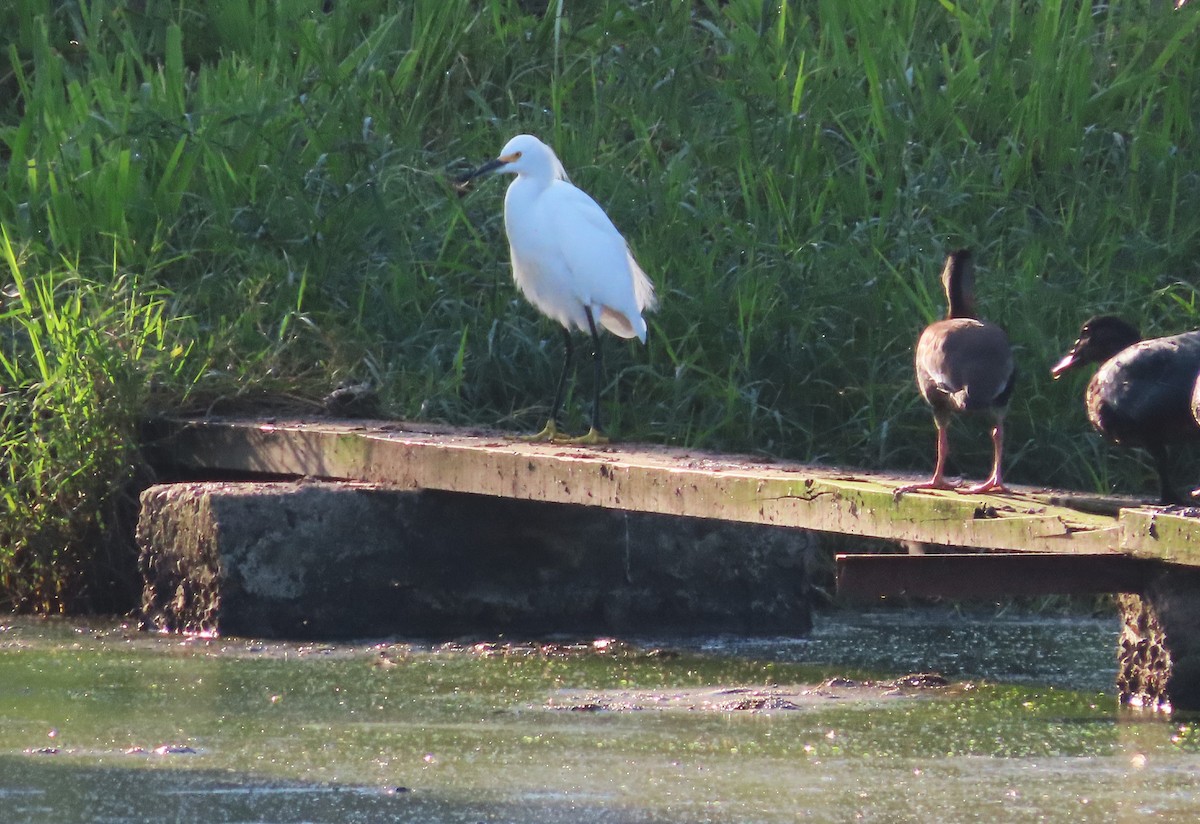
[455,134,570,188]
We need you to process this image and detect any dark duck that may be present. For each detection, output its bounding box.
[1193,373,1200,497]
[1051,315,1200,505]
[897,250,1015,496]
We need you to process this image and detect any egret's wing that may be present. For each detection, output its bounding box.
[544,182,657,339]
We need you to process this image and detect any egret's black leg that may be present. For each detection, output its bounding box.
[550,326,573,429]
[585,307,604,435]
[523,326,573,442]
[566,307,609,445]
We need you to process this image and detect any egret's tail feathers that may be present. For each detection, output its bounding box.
[627,249,658,314]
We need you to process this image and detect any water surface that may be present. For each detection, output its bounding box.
[2,609,1198,823]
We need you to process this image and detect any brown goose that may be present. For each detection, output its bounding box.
[1051,315,1200,504]
[896,250,1015,496]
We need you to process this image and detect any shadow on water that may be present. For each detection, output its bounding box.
[686,608,1124,693]
[1,755,665,824]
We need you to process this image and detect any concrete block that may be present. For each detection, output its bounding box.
[137,481,817,640]
[1118,564,1200,711]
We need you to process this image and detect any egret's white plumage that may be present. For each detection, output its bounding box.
[496,135,657,340]
[459,134,658,442]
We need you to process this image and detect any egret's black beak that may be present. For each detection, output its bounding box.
[453,157,507,190]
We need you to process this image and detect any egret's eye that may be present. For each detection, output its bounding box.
[513,151,523,159]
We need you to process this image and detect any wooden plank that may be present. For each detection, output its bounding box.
[144,417,1145,555]
[835,552,1158,599]
[1120,508,1200,566]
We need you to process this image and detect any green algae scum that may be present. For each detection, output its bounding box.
[3,612,1200,822]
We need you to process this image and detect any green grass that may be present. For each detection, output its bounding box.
[0,228,193,612]
[1,0,1199,609]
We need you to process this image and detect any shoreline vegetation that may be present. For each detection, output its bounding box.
[1,0,1198,611]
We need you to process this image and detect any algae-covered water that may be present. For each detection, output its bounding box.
[2,610,1199,823]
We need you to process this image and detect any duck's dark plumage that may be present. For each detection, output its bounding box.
[899,250,1014,495]
[1193,371,1200,429]
[1051,315,1200,504]
[1192,374,1200,497]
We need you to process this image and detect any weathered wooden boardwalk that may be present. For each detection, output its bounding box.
[143,416,1200,709]
[148,417,1200,588]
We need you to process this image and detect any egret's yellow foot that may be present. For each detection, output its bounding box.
[565,427,609,446]
[521,419,565,443]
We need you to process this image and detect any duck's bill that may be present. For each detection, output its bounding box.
[1049,349,1081,378]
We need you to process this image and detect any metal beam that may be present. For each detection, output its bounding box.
[835,552,1159,599]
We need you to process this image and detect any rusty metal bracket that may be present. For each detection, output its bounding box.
[836,551,1159,599]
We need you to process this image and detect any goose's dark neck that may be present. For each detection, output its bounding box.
[943,251,976,320]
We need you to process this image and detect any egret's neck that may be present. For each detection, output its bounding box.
[503,172,553,218]
[507,170,553,194]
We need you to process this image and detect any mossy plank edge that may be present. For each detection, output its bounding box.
[153,417,1196,557]
[1119,509,1200,565]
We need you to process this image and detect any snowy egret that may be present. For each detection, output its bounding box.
[896,250,1014,496]
[1051,315,1200,504]
[457,134,658,443]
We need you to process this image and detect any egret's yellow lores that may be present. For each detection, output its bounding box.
[458,134,658,444]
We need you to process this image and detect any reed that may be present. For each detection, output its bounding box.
[0,228,193,611]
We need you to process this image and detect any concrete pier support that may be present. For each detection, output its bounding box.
[137,481,818,640]
[1117,565,1200,711]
